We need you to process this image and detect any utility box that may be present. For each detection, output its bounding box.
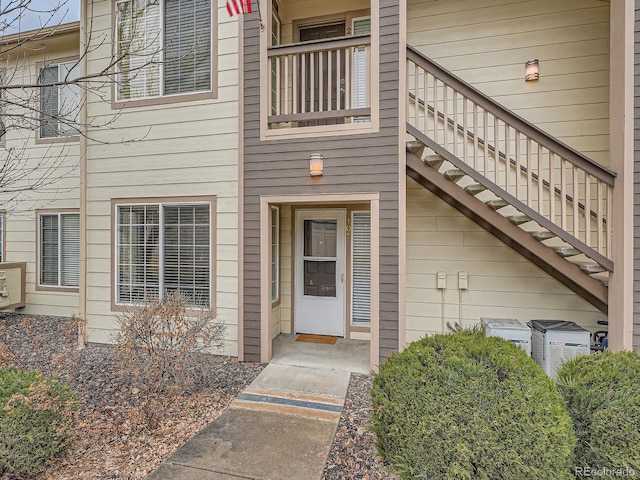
[481,318,531,356]
[0,262,26,311]
[527,320,590,378]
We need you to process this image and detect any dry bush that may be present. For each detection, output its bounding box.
[114,292,225,396]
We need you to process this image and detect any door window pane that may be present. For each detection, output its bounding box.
[304,260,336,297]
[304,220,337,257]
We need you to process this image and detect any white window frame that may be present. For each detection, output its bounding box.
[270,6,281,115]
[38,212,80,289]
[351,16,371,122]
[271,206,279,303]
[115,200,213,308]
[114,0,215,102]
[38,60,81,139]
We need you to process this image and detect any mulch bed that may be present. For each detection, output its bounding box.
[1,313,398,479]
[0,313,264,479]
[322,374,398,480]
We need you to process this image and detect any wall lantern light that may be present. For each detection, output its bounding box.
[525,59,539,81]
[309,153,324,177]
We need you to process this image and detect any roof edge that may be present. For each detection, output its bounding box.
[1,21,80,47]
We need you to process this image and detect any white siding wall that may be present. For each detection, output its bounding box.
[1,37,80,317]
[405,177,606,344]
[407,0,610,165]
[84,1,241,355]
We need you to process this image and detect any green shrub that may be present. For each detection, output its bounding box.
[0,367,77,479]
[556,351,640,474]
[371,330,576,479]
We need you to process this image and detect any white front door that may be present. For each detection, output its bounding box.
[294,209,346,336]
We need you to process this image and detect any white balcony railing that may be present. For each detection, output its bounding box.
[267,34,371,128]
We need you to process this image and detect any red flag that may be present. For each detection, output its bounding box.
[227,0,252,16]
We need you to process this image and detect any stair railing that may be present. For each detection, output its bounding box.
[406,45,615,269]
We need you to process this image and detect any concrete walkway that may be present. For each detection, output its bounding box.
[146,337,366,480]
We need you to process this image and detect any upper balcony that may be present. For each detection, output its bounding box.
[259,0,378,139]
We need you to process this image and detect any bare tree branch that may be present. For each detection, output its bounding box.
[0,0,165,213]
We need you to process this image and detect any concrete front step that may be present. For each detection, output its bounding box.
[444,168,465,182]
[464,183,486,195]
[531,230,555,241]
[146,363,350,480]
[485,198,509,210]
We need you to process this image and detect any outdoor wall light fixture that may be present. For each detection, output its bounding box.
[309,153,324,176]
[525,59,539,81]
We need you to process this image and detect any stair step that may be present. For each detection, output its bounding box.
[574,262,607,275]
[444,169,465,182]
[485,199,509,210]
[552,246,581,258]
[464,183,486,196]
[406,141,425,158]
[507,214,531,226]
[424,155,444,170]
[531,231,555,241]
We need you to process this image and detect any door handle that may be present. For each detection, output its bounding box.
[341,274,344,283]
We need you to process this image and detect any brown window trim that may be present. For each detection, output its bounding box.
[35,208,80,293]
[110,0,219,109]
[35,56,82,145]
[110,195,217,313]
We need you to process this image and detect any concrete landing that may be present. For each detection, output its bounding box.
[146,363,351,480]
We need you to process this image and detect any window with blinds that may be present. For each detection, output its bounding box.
[116,202,211,307]
[351,17,370,123]
[116,0,212,101]
[271,206,279,302]
[39,61,80,138]
[39,213,80,287]
[351,212,371,325]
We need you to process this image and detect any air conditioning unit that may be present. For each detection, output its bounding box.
[0,262,26,310]
[527,320,590,378]
[481,318,531,356]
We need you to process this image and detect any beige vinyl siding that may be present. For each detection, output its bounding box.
[0,36,80,317]
[407,0,610,165]
[278,205,293,334]
[84,0,241,355]
[270,305,281,339]
[405,177,605,344]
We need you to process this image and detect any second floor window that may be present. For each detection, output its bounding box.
[116,0,213,102]
[39,61,80,138]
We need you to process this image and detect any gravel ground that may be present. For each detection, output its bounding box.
[1,313,397,479]
[323,374,398,480]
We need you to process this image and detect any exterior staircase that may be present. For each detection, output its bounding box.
[405,46,615,313]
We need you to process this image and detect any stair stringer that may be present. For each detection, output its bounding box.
[406,151,608,314]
